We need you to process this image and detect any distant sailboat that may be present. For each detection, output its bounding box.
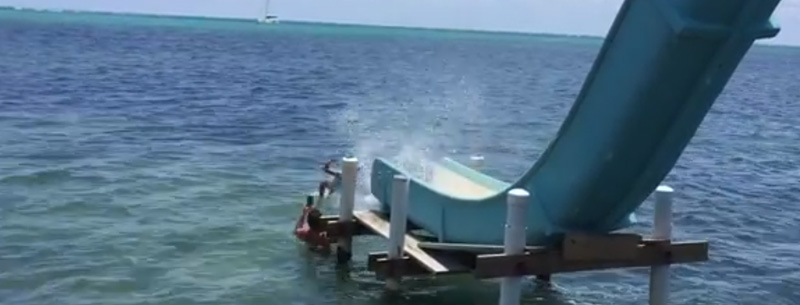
[258,0,279,24]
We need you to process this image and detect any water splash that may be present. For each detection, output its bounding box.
[352,136,439,210]
[334,76,489,209]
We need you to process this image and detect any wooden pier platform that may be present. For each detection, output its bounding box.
[322,210,709,280]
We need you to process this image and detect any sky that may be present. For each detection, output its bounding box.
[2,0,799,46]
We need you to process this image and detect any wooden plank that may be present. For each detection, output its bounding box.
[322,218,373,239]
[417,242,546,254]
[473,240,709,279]
[321,215,339,223]
[418,233,643,256]
[562,232,642,261]
[367,251,471,277]
[367,252,431,277]
[323,214,421,231]
[354,210,464,274]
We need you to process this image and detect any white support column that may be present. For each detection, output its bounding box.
[336,156,358,264]
[649,185,673,305]
[499,188,529,305]
[470,154,485,170]
[386,174,409,291]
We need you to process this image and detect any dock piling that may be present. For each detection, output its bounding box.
[499,188,529,305]
[469,154,485,170]
[336,156,359,264]
[386,174,409,290]
[649,185,674,305]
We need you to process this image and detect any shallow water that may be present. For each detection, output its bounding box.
[1,9,799,305]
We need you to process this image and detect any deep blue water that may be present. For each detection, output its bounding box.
[1,9,799,305]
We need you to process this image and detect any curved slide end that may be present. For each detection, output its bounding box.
[370,157,636,245]
[370,0,781,246]
[371,157,539,245]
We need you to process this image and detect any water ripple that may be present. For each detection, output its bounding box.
[0,13,799,305]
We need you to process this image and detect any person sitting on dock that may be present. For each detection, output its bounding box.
[317,159,342,202]
[293,196,331,254]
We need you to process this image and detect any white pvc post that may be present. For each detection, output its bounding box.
[386,174,409,291]
[649,185,673,305]
[499,188,529,305]
[470,154,485,170]
[336,156,358,264]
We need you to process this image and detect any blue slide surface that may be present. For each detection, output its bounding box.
[370,0,782,245]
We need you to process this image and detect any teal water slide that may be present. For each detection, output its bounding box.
[369,0,782,246]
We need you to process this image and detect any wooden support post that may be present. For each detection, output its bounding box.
[499,188,529,305]
[649,185,673,305]
[336,156,358,264]
[386,174,409,290]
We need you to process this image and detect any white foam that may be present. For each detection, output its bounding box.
[332,76,490,209]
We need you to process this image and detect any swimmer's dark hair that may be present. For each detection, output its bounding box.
[306,209,324,231]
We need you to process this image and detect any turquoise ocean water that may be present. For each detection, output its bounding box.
[1,8,799,305]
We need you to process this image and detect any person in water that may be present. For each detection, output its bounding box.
[294,196,331,253]
[318,159,342,201]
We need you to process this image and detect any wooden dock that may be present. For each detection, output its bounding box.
[309,157,705,305]
[322,210,709,280]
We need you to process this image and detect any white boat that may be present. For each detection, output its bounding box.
[258,0,279,24]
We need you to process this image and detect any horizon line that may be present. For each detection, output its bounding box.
[1,5,796,48]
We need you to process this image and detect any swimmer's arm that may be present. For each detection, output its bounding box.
[322,161,339,176]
